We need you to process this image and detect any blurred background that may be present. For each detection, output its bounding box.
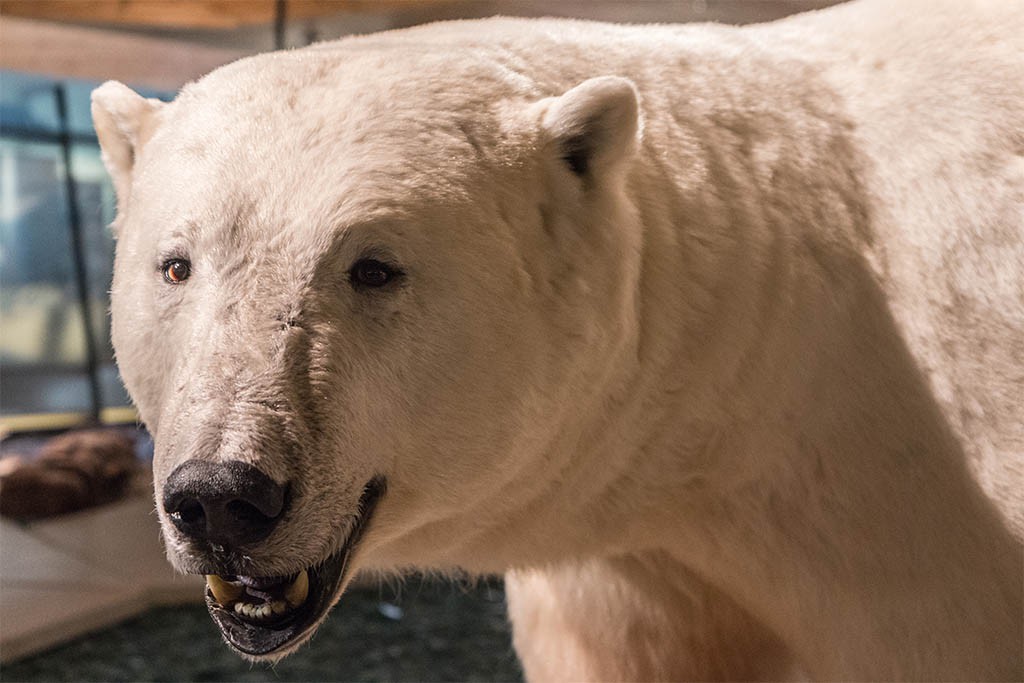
[0,1,838,681]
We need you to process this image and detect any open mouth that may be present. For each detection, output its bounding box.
[202,476,386,657]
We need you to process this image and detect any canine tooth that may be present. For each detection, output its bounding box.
[285,570,309,607]
[271,600,288,614]
[206,575,242,606]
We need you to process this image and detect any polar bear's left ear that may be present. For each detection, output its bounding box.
[91,81,164,215]
[540,76,641,181]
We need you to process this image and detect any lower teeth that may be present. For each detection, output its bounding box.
[234,600,288,619]
[205,569,311,616]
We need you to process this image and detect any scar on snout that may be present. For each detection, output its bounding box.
[275,311,302,329]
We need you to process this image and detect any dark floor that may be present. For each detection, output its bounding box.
[1,577,523,683]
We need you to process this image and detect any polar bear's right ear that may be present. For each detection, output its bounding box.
[91,81,164,212]
[540,76,641,182]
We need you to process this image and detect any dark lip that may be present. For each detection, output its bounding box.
[205,476,387,657]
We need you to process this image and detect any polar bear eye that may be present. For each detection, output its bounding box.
[350,259,400,289]
[162,259,192,284]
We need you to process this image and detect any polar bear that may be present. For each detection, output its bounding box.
[92,0,1022,679]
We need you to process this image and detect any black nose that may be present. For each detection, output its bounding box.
[162,459,289,547]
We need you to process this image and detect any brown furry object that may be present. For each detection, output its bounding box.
[0,430,139,520]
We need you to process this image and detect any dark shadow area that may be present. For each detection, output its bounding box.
[2,576,523,683]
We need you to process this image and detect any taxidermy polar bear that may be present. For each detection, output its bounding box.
[92,0,1022,678]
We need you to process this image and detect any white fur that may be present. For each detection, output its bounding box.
[94,0,1023,678]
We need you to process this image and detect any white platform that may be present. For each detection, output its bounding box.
[0,494,205,663]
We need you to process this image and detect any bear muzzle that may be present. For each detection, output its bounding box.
[193,476,387,657]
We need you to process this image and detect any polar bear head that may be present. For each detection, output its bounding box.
[93,37,642,658]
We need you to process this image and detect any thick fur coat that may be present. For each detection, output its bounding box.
[93,0,1023,678]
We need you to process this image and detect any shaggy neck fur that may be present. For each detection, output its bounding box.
[440,11,1023,679]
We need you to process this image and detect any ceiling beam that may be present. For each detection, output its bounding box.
[0,1,433,30]
[0,17,248,89]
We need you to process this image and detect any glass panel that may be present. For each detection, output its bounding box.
[64,80,100,138]
[99,362,131,409]
[0,75,170,420]
[0,72,61,135]
[71,142,115,359]
[0,138,92,414]
[70,142,131,409]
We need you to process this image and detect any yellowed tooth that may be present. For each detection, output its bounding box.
[284,570,309,607]
[206,575,243,606]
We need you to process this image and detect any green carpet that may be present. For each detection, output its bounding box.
[2,577,523,682]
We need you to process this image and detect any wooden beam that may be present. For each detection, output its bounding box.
[0,17,249,90]
[0,0,433,30]
[1,1,271,29]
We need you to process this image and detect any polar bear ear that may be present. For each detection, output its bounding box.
[91,81,164,213]
[540,76,641,181]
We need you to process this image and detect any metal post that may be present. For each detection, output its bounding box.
[274,0,287,50]
[54,84,102,424]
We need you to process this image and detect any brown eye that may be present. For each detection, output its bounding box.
[350,259,399,288]
[163,259,191,284]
